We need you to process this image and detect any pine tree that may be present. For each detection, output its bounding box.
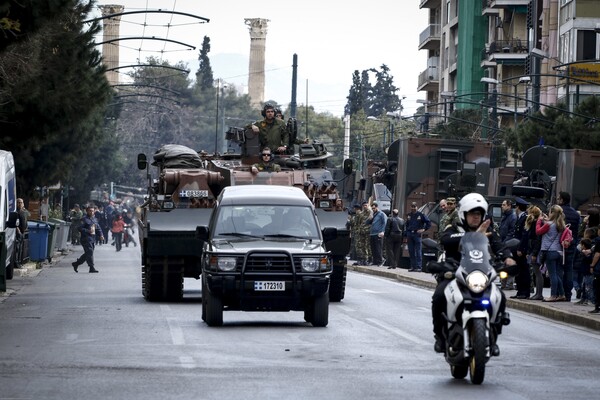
[195,36,214,91]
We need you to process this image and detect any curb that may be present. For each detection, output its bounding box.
[347,264,600,331]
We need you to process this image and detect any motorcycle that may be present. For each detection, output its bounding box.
[424,232,518,385]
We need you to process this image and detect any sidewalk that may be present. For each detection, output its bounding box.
[347,262,600,331]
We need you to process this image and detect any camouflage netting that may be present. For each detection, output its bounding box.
[152,144,204,168]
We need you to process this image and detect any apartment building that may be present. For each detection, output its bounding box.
[418,0,600,130]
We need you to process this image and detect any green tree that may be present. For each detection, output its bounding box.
[344,65,401,117]
[369,64,402,117]
[195,36,214,91]
[504,96,600,158]
[0,0,73,51]
[0,1,115,196]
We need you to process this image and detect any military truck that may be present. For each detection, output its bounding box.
[137,133,351,302]
[197,185,336,327]
[136,145,224,301]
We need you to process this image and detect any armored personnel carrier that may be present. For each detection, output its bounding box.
[137,129,351,302]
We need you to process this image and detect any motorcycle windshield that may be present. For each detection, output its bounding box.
[458,232,493,273]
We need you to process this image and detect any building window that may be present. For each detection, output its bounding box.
[577,30,597,60]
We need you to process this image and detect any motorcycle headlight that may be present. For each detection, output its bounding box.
[217,257,237,272]
[300,257,329,272]
[466,271,489,293]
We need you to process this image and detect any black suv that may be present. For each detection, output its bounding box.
[197,185,336,327]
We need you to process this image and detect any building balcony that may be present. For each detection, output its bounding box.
[419,24,441,50]
[419,0,441,9]
[482,0,530,8]
[481,40,528,65]
[418,68,439,92]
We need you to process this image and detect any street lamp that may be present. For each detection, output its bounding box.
[367,116,394,147]
[514,76,531,127]
[480,78,499,139]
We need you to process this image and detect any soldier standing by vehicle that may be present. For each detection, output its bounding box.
[438,197,459,235]
[69,204,83,245]
[355,201,372,265]
[248,103,289,153]
[72,205,103,273]
[15,198,29,267]
[347,204,361,261]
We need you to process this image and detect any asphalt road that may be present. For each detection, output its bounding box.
[1,244,600,399]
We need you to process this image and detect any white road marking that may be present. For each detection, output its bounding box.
[161,305,186,345]
[366,318,430,345]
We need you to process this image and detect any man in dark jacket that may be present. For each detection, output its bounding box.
[405,201,431,272]
[384,209,404,269]
[558,191,580,301]
[510,197,531,299]
[72,205,103,273]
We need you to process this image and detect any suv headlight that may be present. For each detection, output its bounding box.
[300,257,329,272]
[217,257,237,272]
[466,271,489,293]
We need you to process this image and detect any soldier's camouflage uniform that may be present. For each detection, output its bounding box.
[439,209,460,234]
[69,208,83,245]
[353,209,371,264]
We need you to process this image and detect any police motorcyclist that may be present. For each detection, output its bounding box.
[432,193,515,354]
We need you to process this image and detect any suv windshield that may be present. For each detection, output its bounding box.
[214,205,320,239]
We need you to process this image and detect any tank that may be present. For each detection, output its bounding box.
[136,145,224,301]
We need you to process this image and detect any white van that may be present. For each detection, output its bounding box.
[0,150,19,280]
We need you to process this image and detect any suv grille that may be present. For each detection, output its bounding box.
[244,254,293,273]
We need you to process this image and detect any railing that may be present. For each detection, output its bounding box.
[486,39,528,54]
[419,24,441,47]
[418,68,439,88]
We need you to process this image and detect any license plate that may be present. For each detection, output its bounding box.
[254,281,285,291]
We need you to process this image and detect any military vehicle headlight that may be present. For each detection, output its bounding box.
[466,271,489,293]
[162,201,175,209]
[300,257,329,272]
[217,257,237,272]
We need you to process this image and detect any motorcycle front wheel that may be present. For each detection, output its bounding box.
[469,318,487,384]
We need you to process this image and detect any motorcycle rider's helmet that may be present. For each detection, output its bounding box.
[457,193,488,225]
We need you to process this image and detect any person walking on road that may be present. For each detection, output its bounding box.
[72,205,103,273]
[111,214,125,252]
[405,201,431,272]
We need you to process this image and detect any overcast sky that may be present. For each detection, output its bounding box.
[95,1,428,117]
